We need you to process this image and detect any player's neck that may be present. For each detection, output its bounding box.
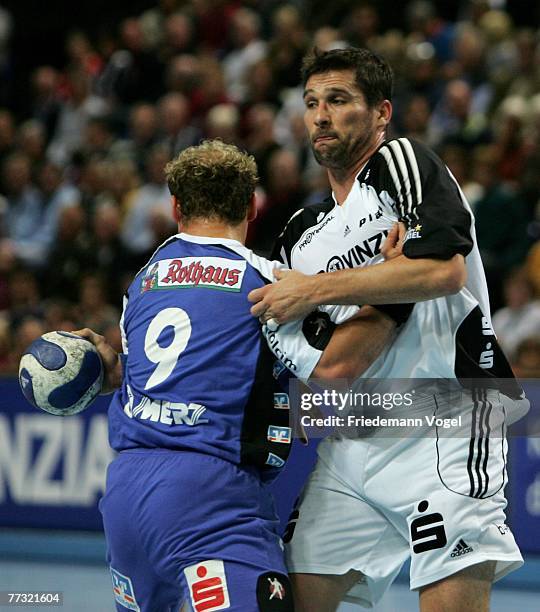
[180,219,247,244]
[328,132,385,205]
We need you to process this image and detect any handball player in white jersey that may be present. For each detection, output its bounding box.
[249,47,529,612]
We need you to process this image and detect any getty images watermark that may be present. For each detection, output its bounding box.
[287,378,536,439]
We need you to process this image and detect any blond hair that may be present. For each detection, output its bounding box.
[165,139,258,224]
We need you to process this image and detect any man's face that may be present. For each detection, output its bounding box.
[303,69,380,170]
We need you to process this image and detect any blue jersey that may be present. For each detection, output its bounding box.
[108,233,292,474]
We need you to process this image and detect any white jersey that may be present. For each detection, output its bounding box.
[273,137,523,400]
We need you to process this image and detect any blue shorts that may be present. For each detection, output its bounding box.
[100,449,293,612]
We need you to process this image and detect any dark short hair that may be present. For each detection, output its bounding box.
[301,47,393,107]
[165,139,258,224]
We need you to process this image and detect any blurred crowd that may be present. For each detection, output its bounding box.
[1,0,540,377]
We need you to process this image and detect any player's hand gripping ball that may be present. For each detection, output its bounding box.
[18,331,104,416]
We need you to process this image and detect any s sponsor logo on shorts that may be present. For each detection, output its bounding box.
[184,560,230,612]
[410,500,447,554]
[110,567,140,611]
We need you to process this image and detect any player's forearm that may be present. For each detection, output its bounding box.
[314,307,395,379]
[309,254,466,306]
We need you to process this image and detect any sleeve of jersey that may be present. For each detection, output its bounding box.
[270,209,304,266]
[378,138,473,260]
[262,306,359,380]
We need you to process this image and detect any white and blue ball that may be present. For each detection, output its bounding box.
[18,331,103,416]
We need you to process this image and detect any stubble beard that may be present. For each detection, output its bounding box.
[312,129,374,171]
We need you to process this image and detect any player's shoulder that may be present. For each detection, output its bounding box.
[369,137,446,183]
[278,196,334,242]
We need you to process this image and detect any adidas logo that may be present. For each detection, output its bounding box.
[450,539,473,558]
[344,225,351,237]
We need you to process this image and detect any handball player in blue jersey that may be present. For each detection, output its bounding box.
[75,140,398,612]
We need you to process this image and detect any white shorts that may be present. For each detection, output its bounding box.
[285,390,523,607]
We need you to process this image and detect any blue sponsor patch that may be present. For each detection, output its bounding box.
[273,360,287,379]
[110,567,140,611]
[267,425,292,444]
[274,393,289,410]
[265,452,286,468]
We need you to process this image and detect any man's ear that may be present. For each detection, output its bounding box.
[377,100,392,128]
[171,195,181,223]
[247,192,257,222]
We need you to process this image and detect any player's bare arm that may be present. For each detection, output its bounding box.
[73,328,123,393]
[313,305,395,379]
[249,253,466,322]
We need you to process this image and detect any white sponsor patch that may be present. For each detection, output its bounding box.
[184,560,230,611]
[141,257,246,293]
[110,567,140,611]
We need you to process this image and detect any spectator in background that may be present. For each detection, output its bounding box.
[400,94,431,143]
[30,66,61,143]
[248,148,304,256]
[205,103,240,143]
[88,202,132,306]
[101,158,140,216]
[164,54,200,99]
[7,268,44,330]
[47,69,108,165]
[341,2,380,50]
[8,316,46,376]
[37,160,80,255]
[111,102,159,173]
[72,273,119,335]
[0,108,15,171]
[121,144,173,257]
[17,120,46,169]
[428,79,491,148]
[1,153,46,267]
[492,268,540,360]
[405,0,455,64]
[46,204,91,302]
[244,103,281,188]
[162,11,196,60]
[157,91,200,156]
[512,337,540,378]
[100,17,164,106]
[526,242,540,298]
[267,4,307,90]
[190,56,230,120]
[471,146,531,310]
[222,8,267,103]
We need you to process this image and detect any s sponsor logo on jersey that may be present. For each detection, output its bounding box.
[297,215,335,251]
[267,425,292,444]
[184,560,230,612]
[110,567,140,611]
[320,230,388,272]
[141,257,246,293]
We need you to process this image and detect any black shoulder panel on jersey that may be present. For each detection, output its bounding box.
[271,198,335,265]
[373,138,473,260]
[454,305,523,400]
